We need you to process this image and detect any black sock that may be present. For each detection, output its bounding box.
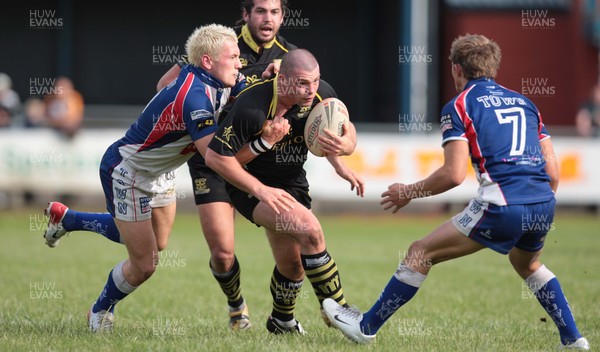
[270,266,303,322]
[301,249,347,307]
[210,256,244,308]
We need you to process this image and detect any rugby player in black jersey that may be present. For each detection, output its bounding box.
[45,0,358,333]
[157,0,357,333]
[206,48,364,334]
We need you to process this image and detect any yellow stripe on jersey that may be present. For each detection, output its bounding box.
[315,92,323,102]
[229,78,277,138]
[273,40,290,53]
[268,75,279,119]
[236,77,274,96]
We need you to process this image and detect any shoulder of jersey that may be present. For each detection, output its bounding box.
[236,77,274,99]
[275,35,296,51]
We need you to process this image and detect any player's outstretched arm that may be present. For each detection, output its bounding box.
[325,155,365,197]
[540,138,559,193]
[381,140,469,213]
[318,122,357,156]
[157,64,182,92]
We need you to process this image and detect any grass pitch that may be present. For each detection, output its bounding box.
[0,209,598,351]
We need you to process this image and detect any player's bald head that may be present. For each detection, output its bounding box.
[279,49,319,76]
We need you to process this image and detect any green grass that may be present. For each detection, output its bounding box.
[1,209,598,351]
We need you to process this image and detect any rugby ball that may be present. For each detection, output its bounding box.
[304,98,350,157]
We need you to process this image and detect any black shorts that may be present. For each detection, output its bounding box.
[188,153,231,205]
[226,182,312,225]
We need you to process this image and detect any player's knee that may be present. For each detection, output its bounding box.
[300,226,324,250]
[515,261,541,279]
[130,261,156,283]
[407,240,425,257]
[210,250,235,271]
[508,250,542,279]
[143,255,159,278]
[404,240,433,269]
[140,263,157,281]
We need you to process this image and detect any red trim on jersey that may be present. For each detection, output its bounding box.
[205,85,212,103]
[454,83,508,205]
[131,170,137,222]
[172,73,194,118]
[454,85,487,173]
[137,73,194,152]
[537,111,549,140]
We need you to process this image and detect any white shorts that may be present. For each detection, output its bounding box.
[101,158,176,222]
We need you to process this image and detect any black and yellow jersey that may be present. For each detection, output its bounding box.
[236,24,297,84]
[209,78,337,190]
[178,24,296,85]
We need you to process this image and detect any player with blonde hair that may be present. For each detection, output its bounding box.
[45,23,260,333]
[45,1,358,334]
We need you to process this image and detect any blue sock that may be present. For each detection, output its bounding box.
[361,264,426,335]
[93,261,136,313]
[62,210,121,243]
[526,266,582,345]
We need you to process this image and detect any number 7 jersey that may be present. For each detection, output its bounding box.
[440,77,554,206]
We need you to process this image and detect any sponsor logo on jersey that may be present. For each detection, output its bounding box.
[297,106,311,118]
[197,118,215,129]
[190,109,212,121]
[479,229,492,239]
[222,126,236,142]
[240,57,248,67]
[440,114,452,133]
[246,75,260,84]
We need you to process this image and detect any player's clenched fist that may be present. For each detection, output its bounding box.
[381,183,412,213]
[261,116,290,145]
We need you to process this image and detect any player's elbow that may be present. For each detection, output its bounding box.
[547,167,559,192]
[447,168,466,188]
[205,149,222,174]
[205,150,216,168]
